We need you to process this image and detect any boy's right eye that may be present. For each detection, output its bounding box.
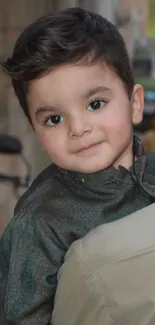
[44,115,64,126]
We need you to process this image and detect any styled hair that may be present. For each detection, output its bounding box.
[1,7,134,122]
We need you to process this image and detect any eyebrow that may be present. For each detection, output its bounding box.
[35,106,56,120]
[84,86,111,98]
[35,86,111,119]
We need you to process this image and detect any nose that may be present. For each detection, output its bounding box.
[68,115,93,139]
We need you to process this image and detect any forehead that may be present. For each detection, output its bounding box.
[27,63,124,109]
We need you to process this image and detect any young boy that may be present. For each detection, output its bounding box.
[0,7,155,325]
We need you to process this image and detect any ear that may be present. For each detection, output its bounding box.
[131,84,144,125]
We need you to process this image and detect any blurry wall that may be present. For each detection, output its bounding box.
[0,0,55,234]
[120,0,149,56]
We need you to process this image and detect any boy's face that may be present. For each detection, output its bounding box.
[28,63,144,173]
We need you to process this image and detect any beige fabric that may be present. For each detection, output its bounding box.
[52,203,155,325]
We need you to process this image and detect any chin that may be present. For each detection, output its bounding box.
[72,162,111,174]
[59,154,113,174]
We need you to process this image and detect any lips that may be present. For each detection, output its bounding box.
[76,141,103,153]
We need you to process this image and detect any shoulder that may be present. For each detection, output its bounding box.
[1,164,58,239]
[144,150,155,175]
[15,164,56,213]
[0,163,83,250]
[145,150,155,161]
[0,163,76,248]
[0,164,68,257]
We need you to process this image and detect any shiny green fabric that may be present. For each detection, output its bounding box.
[0,137,155,325]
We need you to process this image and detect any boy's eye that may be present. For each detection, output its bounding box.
[87,99,105,111]
[45,115,64,126]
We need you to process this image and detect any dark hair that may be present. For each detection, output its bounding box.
[1,7,134,122]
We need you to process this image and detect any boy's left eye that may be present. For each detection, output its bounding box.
[87,100,105,111]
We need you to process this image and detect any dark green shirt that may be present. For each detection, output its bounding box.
[0,137,155,325]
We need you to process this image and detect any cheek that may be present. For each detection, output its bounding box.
[100,105,132,137]
[37,130,66,158]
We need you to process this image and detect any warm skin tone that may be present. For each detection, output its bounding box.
[27,63,144,174]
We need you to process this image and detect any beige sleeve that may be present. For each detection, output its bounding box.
[51,238,105,325]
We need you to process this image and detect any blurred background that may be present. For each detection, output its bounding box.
[0,0,155,234]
